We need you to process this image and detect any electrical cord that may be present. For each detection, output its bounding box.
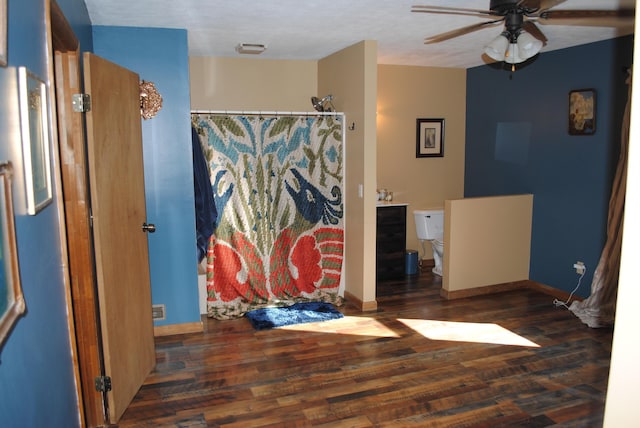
[553,266,587,309]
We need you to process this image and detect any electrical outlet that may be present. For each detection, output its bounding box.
[152,304,166,320]
[573,261,585,275]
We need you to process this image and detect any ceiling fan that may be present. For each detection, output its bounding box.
[412,0,634,66]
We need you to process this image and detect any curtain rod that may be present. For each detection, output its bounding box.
[191,110,344,117]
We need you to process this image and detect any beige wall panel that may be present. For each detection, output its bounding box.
[189,56,317,111]
[443,194,533,293]
[319,41,378,305]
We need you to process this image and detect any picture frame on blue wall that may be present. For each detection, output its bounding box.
[0,162,26,350]
[18,67,53,214]
[416,118,444,157]
[569,89,596,135]
[0,0,5,66]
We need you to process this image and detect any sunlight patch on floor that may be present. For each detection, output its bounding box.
[279,316,401,337]
[397,318,540,347]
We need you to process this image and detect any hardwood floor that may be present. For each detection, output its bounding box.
[117,271,613,427]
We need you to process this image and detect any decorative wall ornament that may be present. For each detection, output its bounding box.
[19,67,52,214]
[569,89,596,135]
[416,118,445,158]
[139,80,163,120]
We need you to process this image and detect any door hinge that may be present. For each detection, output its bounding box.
[95,376,112,393]
[72,93,91,112]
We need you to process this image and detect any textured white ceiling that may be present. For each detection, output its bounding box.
[83,0,635,69]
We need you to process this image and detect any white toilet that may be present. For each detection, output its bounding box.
[413,209,444,276]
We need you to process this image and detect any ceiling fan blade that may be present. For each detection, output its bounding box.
[536,0,567,12]
[522,20,548,44]
[411,5,495,19]
[537,8,634,27]
[424,18,505,44]
[540,8,634,20]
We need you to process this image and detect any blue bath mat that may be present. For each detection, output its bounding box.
[245,302,344,330]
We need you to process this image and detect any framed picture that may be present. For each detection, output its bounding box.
[0,162,26,349]
[416,118,445,158]
[0,0,6,67]
[569,89,596,135]
[19,67,52,214]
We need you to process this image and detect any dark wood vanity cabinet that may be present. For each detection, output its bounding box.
[376,204,407,280]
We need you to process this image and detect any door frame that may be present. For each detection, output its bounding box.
[48,1,108,426]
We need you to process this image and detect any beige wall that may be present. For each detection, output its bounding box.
[443,194,533,293]
[319,41,378,307]
[189,57,317,111]
[377,65,467,257]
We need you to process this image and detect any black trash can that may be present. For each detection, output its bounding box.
[405,249,418,275]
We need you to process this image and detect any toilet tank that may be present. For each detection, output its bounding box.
[413,209,444,240]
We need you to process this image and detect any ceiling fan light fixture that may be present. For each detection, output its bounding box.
[484,33,509,62]
[516,31,543,60]
[504,43,525,64]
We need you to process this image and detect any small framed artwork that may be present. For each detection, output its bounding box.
[0,0,6,66]
[569,89,596,135]
[416,118,445,158]
[18,67,52,214]
[0,162,26,349]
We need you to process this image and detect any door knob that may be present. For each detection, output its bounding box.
[142,222,156,233]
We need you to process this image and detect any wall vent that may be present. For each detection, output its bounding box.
[152,304,166,320]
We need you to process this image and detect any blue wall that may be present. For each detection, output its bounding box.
[92,26,200,326]
[466,36,633,296]
[0,0,92,427]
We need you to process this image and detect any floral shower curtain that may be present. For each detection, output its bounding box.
[191,113,345,319]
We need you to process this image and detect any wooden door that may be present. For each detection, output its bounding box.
[83,52,155,423]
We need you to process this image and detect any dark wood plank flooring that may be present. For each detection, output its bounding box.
[117,271,613,427]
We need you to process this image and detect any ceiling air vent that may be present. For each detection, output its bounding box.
[235,43,267,55]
